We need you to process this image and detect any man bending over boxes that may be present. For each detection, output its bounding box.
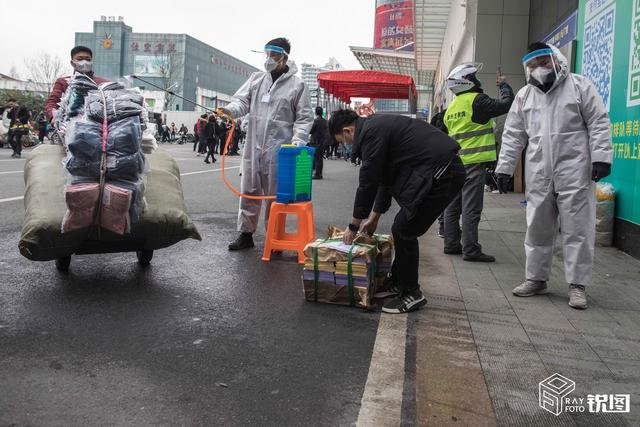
[329,109,465,313]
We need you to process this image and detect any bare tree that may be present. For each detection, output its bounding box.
[23,53,68,94]
[152,52,184,111]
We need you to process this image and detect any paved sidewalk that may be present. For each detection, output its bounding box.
[415,192,640,426]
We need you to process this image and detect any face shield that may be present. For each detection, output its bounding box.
[522,48,558,85]
[264,44,288,72]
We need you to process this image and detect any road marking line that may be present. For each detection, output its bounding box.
[0,196,24,203]
[0,170,23,175]
[357,314,407,427]
[180,166,240,176]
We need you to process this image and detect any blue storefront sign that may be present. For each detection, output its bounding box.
[544,10,578,48]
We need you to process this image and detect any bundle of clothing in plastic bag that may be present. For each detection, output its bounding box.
[57,75,148,235]
[53,74,100,133]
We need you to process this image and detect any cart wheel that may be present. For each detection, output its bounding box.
[56,256,71,272]
[137,250,153,267]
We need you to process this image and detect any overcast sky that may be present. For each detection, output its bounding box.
[0,0,375,79]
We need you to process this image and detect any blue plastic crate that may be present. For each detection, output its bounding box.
[276,145,315,204]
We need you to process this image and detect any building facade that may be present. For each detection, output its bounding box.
[75,17,258,112]
[300,58,343,109]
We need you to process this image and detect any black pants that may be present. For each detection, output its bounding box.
[205,139,216,162]
[198,139,208,154]
[8,130,22,156]
[193,135,199,151]
[313,148,323,177]
[392,156,466,293]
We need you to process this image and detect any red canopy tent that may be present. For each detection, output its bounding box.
[316,70,417,113]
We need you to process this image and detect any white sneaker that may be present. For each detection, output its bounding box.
[513,280,548,297]
[568,284,588,309]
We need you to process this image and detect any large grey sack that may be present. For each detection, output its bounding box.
[19,145,201,261]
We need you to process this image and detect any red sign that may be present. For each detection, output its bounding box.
[373,0,414,51]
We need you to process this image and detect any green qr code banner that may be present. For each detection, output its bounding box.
[627,0,640,106]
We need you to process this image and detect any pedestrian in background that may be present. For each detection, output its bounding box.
[193,116,202,152]
[309,106,328,179]
[161,123,170,142]
[179,123,188,144]
[496,42,612,310]
[196,114,208,155]
[330,138,339,159]
[170,122,177,142]
[439,62,514,262]
[6,99,31,158]
[36,111,47,144]
[204,115,218,164]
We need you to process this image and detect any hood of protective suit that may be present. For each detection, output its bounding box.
[279,60,298,80]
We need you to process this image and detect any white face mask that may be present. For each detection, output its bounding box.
[73,60,93,74]
[264,57,279,72]
[530,67,554,84]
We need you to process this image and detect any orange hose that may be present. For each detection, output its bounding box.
[220,118,276,200]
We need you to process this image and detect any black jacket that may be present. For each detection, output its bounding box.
[309,116,329,148]
[352,115,460,220]
[203,121,217,141]
[436,82,514,134]
[7,106,30,126]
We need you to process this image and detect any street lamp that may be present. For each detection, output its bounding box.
[309,88,321,109]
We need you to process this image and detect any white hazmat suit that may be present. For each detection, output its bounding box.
[224,61,313,233]
[496,47,612,286]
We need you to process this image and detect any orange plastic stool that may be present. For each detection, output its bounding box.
[262,201,315,264]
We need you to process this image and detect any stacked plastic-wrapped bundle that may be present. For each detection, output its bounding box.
[53,74,100,135]
[302,238,377,309]
[301,226,395,309]
[60,77,149,235]
[596,182,616,247]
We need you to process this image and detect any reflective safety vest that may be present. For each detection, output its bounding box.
[444,92,497,165]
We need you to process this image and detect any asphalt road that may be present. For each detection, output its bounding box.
[0,143,400,426]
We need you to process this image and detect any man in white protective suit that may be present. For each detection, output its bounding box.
[495,42,613,309]
[221,38,313,251]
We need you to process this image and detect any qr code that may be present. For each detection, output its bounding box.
[628,0,640,106]
[583,4,616,111]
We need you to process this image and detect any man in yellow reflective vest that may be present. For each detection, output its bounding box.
[437,63,514,262]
